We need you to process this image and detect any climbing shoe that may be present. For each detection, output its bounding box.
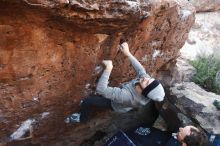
[65,113,81,123]
[213,100,220,110]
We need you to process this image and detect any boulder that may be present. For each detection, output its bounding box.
[168,82,220,134]
[158,56,196,86]
[187,0,220,12]
[0,0,195,145]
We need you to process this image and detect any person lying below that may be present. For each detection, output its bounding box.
[104,124,218,146]
[104,101,214,146]
[124,125,209,146]
[105,98,220,146]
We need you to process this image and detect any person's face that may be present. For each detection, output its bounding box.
[139,77,154,90]
[177,125,198,142]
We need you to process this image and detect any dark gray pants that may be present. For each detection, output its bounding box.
[79,95,158,125]
[80,95,181,132]
[80,95,113,122]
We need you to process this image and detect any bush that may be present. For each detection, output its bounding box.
[190,55,220,94]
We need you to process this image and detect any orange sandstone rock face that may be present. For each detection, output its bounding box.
[0,0,195,145]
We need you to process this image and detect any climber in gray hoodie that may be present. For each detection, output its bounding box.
[65,42,165,123]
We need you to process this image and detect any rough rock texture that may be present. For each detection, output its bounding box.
[159,57,196,86]
[168,82,220,134]
[187,0,220,12]
[0,0,195,145]
[181,11,220,60]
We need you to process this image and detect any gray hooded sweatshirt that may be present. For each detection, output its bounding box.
[96,55,164,113]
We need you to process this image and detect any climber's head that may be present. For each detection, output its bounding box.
[138,77,165,101]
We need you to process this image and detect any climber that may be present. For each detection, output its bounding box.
[104,101,209,146]
[65,42,165,123]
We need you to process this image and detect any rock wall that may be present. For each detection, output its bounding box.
[168,82,220,134]
[0,0,195,145]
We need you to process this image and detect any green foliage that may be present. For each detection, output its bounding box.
[190,55,220,94]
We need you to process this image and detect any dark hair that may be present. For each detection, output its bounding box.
[184,128,208,146]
